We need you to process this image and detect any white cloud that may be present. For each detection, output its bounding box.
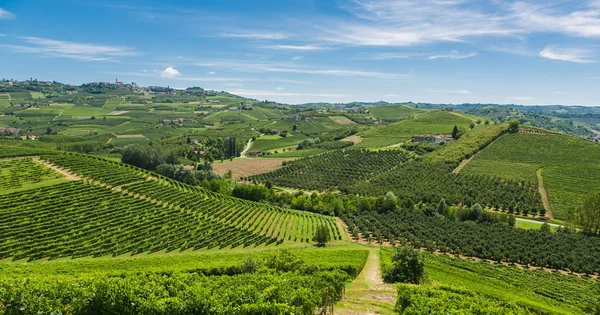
[507,96,537,101]
[195,60,407,79]
[262,45,327,51]
[384,93,400,97]
[220,32,287,40]
[208,71,216,75]
[0,36,137,61]
[363,52,413,60]
[276,87,285,90]
[509,2,600,38]
[426,89,472,95]
[312,0,600,48]
[161,67,182,78]
[539,46,595,63]
[228,88,350,98]
[428,51,477,60]
[0,8,15,20]
[292,56,303,61]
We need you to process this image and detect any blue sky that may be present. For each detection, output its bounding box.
[1,0,600,105]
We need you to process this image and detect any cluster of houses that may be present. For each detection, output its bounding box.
[1,79,56,86]
[0,128,37,140]
[412,135,454,145]
[85,80,140,91]
[157,118,196,128]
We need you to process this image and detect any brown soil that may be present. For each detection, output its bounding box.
[212,158,295,180]
[537,169,554,219]
[340,135,364,144]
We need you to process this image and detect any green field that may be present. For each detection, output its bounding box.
[369,104,425,121]
[251,133,310,151]
[30,92,45,99]
[362,110,473,139]
[463,133,600,219]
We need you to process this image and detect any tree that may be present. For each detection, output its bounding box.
[452,125,459,139]
[383,246,425,284]
[437,198,447,215]
[509,119,520,133]
[313,225,331,247]
[571,192,600,234]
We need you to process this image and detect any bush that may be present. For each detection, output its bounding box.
[313,225,331,247]
[383,246,425,284]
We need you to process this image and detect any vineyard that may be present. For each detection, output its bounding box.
[351,161,543,215]
[382,250,600,314]
[0,249,368,314]
[0,153,340,261]
[343,208,600,274]
[0,158,63,190]
[462,133,600,219]
[249,149,415,191]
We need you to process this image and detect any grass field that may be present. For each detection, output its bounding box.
[252,133,310,151]
[369,104,425,121]
[362,110,473,139]
[463,133,600,219]
[328,115,356,125]
[29,92,45,99]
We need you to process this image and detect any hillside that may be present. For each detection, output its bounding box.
[462,132,600,219]
[369,104,425,122]
[0,151,340,261]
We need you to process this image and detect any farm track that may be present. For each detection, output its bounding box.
[33,157,81,180]
[334,249,396,315]
[537,169,554,219]
[240,138,253,157]
[340,217,598,279]
[452,155,473,174]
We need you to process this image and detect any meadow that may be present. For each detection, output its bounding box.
[369,104,425,121]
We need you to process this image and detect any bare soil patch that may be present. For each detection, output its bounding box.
[115,134,147,139]
[106,110,129,116]
[340,135,363,144]
[329,116,356,125]
[212,158,294,180]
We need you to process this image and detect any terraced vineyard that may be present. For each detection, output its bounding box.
[249,149,414,191]
[0,153,340,261]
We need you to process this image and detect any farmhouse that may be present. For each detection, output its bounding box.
[0,128,20,135]
[412,135,454,145]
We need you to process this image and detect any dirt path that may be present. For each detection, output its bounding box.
[334,249,397,315]
[452,155,474,174]
[240,138,253,157]
[33,157,81,180]
[537,169,554,219]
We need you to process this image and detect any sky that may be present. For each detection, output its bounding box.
[1,0,600,105]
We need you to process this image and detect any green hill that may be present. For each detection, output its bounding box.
[0,153,340,261]
[462,132,600,219]
[369,104,425,121]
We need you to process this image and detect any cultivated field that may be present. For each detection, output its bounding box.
[212,157,295,179]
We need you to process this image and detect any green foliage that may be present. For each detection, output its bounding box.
[383,246,425,284]
[509,119,520,133]
[341,207,600,274]
[395,284,530,314]
[571,191,600,234]
[313,225,331,247]
[424,123,507,165]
